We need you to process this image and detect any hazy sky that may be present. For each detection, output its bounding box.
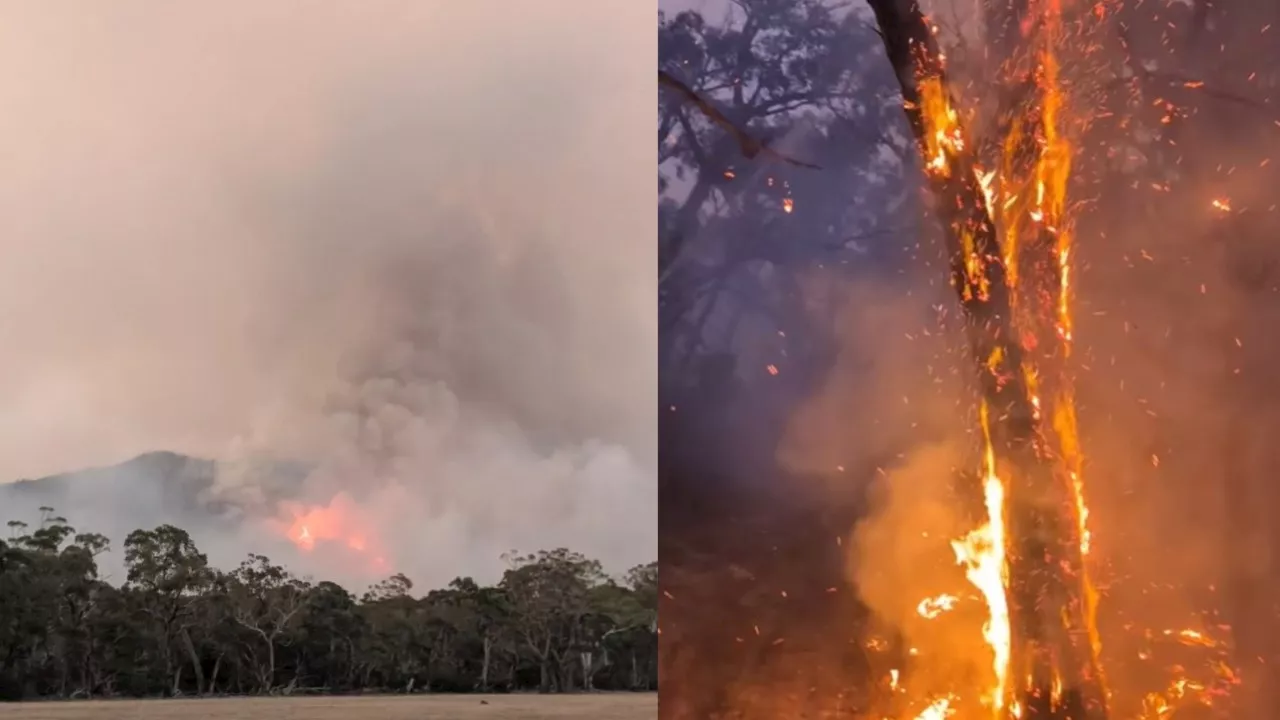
[659,0,734,21]
[0,2,655,585]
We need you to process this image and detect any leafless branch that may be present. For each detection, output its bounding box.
[660,69,823,169]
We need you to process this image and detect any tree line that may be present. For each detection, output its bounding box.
[0,508,656,700]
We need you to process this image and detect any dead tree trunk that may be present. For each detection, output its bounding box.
[180,627,204,696]
[864,1,1106,717]
[208,654,222,695]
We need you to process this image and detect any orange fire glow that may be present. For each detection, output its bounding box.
[274,492,389,574]
[888,0,1241,716]
[900,2,1109,717]
[949,402,1012,714]
[914,695,957,720]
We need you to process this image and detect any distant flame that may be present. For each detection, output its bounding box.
[273,491,389,574]
[296,524,314,550]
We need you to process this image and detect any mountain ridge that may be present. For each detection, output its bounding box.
[0,451,313,540]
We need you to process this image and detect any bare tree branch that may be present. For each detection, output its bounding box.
[659,69,823,169]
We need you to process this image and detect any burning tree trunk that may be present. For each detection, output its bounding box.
[864,1,1106,717]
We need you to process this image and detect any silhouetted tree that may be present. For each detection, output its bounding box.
[0,510,654,700]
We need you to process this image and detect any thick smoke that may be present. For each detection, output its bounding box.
[0,3,655,588]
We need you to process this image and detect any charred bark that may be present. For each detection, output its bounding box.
[864,1,1106,717]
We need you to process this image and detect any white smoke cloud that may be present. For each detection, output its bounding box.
[0,2,655,588]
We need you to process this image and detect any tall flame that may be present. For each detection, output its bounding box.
[878,1,1247,716]
[906,2,1103,715]
[1035,1,1106,695]
[951,402,1012,714]
[914,59,1016,719]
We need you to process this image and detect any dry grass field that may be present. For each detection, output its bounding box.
[0,693,657,720]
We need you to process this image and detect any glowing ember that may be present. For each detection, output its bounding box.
[916,593,959,619]
[1166,628,1217,648]
[912,695,956,720]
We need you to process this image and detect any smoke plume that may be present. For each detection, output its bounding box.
[0,2,655,588]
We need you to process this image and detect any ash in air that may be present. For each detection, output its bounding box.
[0,2,655,589]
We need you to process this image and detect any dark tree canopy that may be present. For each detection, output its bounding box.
[0,511,655,700]
[658,0,922,413]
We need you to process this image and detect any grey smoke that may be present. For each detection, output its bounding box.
[0,2,655,588]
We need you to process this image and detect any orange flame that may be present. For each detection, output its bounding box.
[950,402,1013,713]
[274,492,389,574]
[913,695,957,720]
[905,1,1108,714]
[888,0,1246,715]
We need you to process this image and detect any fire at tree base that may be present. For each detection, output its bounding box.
[865,0,1116,717]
